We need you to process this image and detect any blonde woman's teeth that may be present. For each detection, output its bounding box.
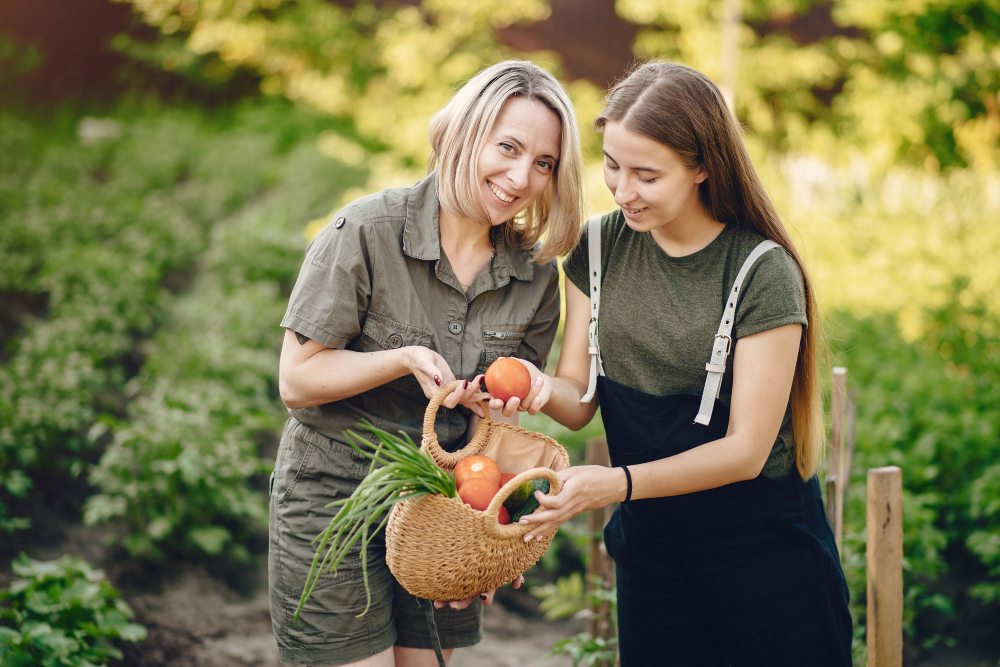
[489,182,516,202]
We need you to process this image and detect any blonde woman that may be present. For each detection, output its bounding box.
[269,60,584,667]
[502,62,853,666]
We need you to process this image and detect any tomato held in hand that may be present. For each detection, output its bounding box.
[454,455,501,489]
[458,477,500,512]
[485,357,532,404]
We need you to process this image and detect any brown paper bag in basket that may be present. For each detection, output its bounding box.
[385,380,570,601]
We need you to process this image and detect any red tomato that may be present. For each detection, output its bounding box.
[459,477,500,512]
[500,472,517,487]
[454,455,501,489]
[498,506,511,525]
[485,357,532,404]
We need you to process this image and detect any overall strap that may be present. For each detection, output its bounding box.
[581,214,605,403]
[694,240,781,425]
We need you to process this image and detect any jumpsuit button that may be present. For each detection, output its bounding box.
[334,216,346,229]
[448,321,463,335]
[437,407,448,419]
[388,334,403,348]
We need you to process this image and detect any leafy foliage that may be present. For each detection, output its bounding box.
[620,0,1000,170]
[833,284,1000,648]
[0,553,146,666]
[0,100,365,561]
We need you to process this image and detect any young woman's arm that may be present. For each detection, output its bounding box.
[278,329,487,414]
[520,321,802,541]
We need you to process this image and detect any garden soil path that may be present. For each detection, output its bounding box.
[113,566,577,667]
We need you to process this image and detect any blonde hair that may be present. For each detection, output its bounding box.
[428,60,584,264]
[597,61,826,479]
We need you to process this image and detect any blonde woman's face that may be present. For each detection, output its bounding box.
[476,97,561,225]
[601,120,707,233]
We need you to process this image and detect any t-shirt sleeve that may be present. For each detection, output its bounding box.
[561,222,590,296]
[516,260,561,372]
[733,248,808,340]
[280,210,372,349]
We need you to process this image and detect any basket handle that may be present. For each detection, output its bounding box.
[421,380,491,466]
[482,467,563,540]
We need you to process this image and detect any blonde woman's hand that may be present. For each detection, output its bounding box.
[433,575,525,610]
[440,374,490,419]
[405,346,456,398]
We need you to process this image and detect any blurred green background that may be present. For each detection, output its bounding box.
[1,0,998,665]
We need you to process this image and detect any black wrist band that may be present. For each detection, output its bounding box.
[620,465,632,504]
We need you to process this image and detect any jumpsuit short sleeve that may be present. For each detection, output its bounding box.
[280,209,371,350]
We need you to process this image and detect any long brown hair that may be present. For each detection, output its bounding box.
[596,61,825,479]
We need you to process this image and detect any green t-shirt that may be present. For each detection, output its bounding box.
[562,210,807,479]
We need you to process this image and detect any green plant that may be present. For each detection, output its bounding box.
[548,632,617,667]
[0,553,146,666]
[297,424,457,620]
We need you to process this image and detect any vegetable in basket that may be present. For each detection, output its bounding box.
[294,423,456,622]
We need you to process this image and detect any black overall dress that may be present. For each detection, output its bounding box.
[599,381,853,666]
[579,217,854,666]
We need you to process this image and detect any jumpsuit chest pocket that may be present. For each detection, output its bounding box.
[359,311,436,401]
[476,325,527,375]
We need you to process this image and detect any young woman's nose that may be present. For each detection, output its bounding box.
[614,179,636,208]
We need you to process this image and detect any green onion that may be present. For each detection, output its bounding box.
[294,422,457,622]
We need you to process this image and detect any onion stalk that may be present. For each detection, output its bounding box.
[294,422,457,622]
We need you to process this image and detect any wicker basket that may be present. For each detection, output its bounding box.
[385,380,570,601]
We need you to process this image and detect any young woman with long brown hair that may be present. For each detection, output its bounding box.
[493,62,852,665]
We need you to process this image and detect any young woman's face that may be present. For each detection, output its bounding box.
[601,120,708,233]
[477,96,561,225]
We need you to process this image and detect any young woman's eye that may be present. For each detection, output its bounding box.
[499,142,515,153]
[604,161,619,171]
[640,177,658,184]
[536,160,554,171]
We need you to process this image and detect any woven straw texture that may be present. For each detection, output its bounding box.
[386,380,570,601]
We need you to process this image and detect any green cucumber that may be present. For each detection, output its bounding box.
[509,478,550,522]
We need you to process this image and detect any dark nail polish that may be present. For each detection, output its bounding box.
[479,593,488,601]
[434,375,441,386]
[463,379,469,389]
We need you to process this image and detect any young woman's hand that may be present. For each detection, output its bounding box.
[487,359,553,418]
[517,466,627,542]
[432,575,526,610]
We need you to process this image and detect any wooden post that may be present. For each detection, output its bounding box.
[827,367,848,553]
[867,466,903,667]
[585,436,613,646]
[843,388,857,504]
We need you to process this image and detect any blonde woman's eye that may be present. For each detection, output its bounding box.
[536,160,554,171]
[499,142,515,152]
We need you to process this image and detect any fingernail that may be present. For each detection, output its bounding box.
[463,379,469,389]
[479,593,488,601]
[434,375,441,386]
[523,534,532,543]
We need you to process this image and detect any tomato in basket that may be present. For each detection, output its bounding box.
[500,472,517,486]
[498,506,511,525]
[454,455,501,489]
[458,477,500,511]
